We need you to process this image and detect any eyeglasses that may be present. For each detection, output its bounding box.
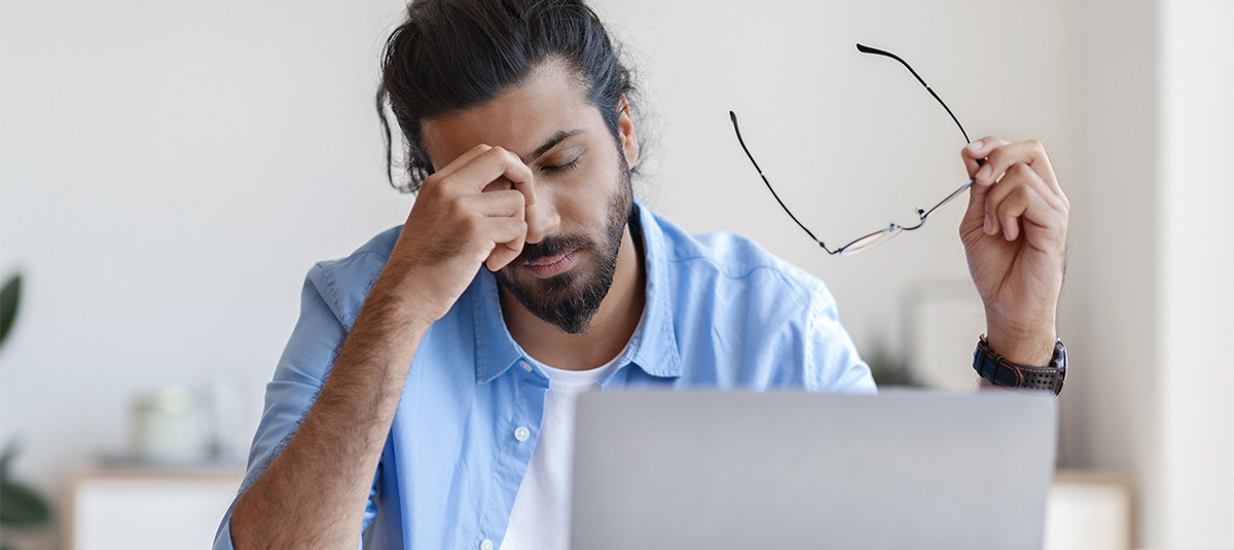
[730,43,974,256]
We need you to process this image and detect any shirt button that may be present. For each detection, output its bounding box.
[520,360,533,372]
[514,426,530,442]
[480,539,494,550]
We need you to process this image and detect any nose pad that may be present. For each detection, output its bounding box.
[524,201,560,244]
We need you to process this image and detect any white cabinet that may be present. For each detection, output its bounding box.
[1044,471,1134,550]
[62,465,1130,549]
[67,466,243,550]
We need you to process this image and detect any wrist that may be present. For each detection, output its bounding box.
[974,335,1067,396]
[363,273,440,335]
[984,317,1056,367]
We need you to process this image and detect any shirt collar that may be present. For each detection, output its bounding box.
[472,199,682,385]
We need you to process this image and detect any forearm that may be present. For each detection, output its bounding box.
[229,286,429,549]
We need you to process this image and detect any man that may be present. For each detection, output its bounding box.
[214,0,1069,548]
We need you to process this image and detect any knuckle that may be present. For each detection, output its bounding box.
[1014,184,1032,201]
[419,173,442,195]
[502,149,525,167]
[447,196,472,219]
[487,146,512,162]
[460,215,482,236]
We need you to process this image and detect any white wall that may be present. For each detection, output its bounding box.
[1064,0,1167,544]
[1064,0,1234,546]
[1,0,1230,548]
[0,0,416,493]
[1159,0,1234,544]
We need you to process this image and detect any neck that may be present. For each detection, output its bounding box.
[500,224,646,371]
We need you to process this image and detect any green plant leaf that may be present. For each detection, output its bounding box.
[0,274,20,349]
[0,479,52,527]
[0,440,17,479]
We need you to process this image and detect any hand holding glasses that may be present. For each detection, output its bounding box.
[730,43,976,256]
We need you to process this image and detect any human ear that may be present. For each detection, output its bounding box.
[616,94,639,170]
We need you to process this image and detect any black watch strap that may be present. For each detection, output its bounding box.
[973,336,1067,396]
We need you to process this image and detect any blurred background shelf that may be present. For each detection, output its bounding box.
[65,463,242,550]
[1045,470,1133,550]
[56,464,1129,550]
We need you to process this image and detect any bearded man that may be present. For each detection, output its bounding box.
[214,0,1070,548]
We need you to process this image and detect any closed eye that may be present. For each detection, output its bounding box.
[540,155,582,173]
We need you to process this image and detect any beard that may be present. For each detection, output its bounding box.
[494,159,633,335]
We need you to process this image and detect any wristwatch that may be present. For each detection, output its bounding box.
[972,335,1067,396]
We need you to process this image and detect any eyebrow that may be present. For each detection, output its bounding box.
[528,129,585,161]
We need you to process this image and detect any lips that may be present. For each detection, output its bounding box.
[524,249,577,278]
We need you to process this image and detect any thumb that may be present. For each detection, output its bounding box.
[961,177,989,234]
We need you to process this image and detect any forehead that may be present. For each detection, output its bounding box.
[421,61,600,167]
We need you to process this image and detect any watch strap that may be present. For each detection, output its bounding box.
[973,336,1066,396]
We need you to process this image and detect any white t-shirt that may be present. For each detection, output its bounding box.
[500,355,619,550]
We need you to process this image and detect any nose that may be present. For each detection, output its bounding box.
[524,199,560,245]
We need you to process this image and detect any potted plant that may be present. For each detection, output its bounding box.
[0,274,53,550]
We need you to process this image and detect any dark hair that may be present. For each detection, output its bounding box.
[376,0,637,193]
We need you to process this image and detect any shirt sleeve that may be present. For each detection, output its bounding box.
[212,262,382,549]
[803,282,878,395]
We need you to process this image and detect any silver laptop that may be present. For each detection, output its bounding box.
[571,389,1057,550]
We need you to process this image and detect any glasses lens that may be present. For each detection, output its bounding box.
[838,225,902,256]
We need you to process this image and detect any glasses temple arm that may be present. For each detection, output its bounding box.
[729,111,837,254]
[896,178,974,233]
[856,43,972,144]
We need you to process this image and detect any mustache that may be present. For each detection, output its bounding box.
[515,235,596,265]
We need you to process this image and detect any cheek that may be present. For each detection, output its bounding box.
[548,156,621,229]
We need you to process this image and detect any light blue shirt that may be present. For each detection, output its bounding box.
[213,201,875,549]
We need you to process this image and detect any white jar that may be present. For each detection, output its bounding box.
[129,386,203,464]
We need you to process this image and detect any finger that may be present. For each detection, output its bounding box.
[460,189,527,268]
[458,189,527,218]
[986,161,1067,214]
[449,146,537,206]
[1017,140,1063,198]
[974,140,1060,197]
[994,182,1031,241]
[483,217,529,271]
[961,140,1007,233]
[425,145,537,206]
[960,136,1010,178]
[1000,139,1063,199]
[961,173,992,235]
[431,144,493,181]
[983,162,1033,237]
[985,164,1065,241]
[995,183,1064,243]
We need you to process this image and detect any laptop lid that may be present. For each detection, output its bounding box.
[571,389,1057,550]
